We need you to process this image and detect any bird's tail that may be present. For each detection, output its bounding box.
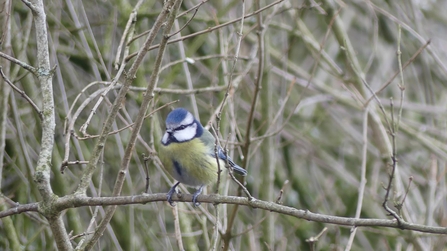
[217,148,247,176]
[229,161,248,176]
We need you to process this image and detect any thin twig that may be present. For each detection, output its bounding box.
[396,24,405,132]
[61,86,108,172]
[209,125,223,195]
[127,0,210,45]
[125,0,286,62]
[364,40,430,106]
[211,204,220,251]
[172,17,199,118]
[275,180,289,204]
[168,6,199,38]
[345,106,370,251]
[78,1,109,79]
[142,153,151,194]
[217,0,246,118]
[114,0,143,69]
[0,51,37,74]
[74,100,178,140]
[69,231,94,241]
[172,205,184,251]
[0,67,42,119]
[305,227,328,251]
[395,176,413,215]
[159,54,250,72]
[381,98,402,223]
[370,2,447,73]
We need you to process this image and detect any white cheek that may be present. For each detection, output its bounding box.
[173,124,196,142]
[161,132,169,144]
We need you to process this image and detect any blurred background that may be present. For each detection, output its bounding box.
[1,0,447,250]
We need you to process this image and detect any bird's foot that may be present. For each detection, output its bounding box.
[192,186,204,207]
[167,182,180,206]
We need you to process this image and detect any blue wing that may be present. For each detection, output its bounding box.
[214,147,247,176]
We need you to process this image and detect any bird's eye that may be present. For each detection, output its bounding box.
[178,125,186,130]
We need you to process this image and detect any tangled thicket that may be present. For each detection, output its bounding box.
[1,0,447,250]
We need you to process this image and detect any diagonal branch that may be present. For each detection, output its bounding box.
[0,51,37,74]
[0,66,42,119]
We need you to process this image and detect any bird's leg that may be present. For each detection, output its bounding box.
[192,185,204,207]
[167,181,180,206]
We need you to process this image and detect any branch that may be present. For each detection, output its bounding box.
[345,106,370,250]
[23,0,72,249]
[0,51,37,74]
[113,0,143,69]
[3,194,447,235]
[0,201,39,218]
[364,40,430,106]
[0,66,42,119]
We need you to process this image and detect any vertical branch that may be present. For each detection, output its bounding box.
[241,6,264,170]
[381,98,401,222]
[380,25,407,224]
[211,204,220,251]
[345,106,370,250]
[19,0,73,250]
[396,24,405,133]
[178,203,198,251]
[25,0,55,203]
[172,206,185,251]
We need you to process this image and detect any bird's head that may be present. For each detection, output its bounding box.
[161,108,203,145]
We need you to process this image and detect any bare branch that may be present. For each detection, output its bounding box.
[3,194,447,235]
[0,51,37,74]
[0,66,42,119]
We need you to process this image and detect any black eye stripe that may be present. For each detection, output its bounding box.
[175,122,194,131]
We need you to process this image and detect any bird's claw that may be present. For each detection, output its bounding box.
[167,189,176,206]
[167,182,180,206]
[192,186,204,207]
[192,194,200,207]
[167,183,205,207]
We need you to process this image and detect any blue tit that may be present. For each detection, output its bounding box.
[159,108,247,206]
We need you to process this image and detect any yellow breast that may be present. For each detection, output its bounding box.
[158,138,219,187]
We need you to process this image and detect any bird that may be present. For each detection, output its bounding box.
[158,107,247,206]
